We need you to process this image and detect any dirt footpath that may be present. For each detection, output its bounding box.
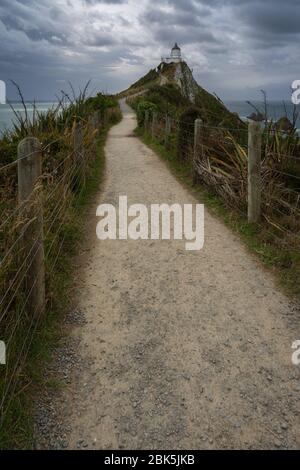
[35,100,300,450]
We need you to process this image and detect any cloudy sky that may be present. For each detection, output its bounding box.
[0,0,299,101]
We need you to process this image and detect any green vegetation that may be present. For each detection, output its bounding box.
[136,100,158,127]
[129,82,189,117]
[126,60,300,299]
[126,62,245,128]
[0,88,121,449]
[127,68,159,91]
[0,131,111,449]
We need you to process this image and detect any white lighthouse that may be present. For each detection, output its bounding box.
[161,43,182,64]
[170,43,181,63]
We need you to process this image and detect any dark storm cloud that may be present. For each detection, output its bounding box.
[237,1,300,35]
[0,0,299,100]
[143,0,212,24]
[219,0,300,57]
[196,0,300,36]
[1,14,69,45]
[143,9,204,27]
[141,1,218,45]
[153,26,218,45]
[84,0,126,3]
[85,34,118,47]
[165,0,211,14]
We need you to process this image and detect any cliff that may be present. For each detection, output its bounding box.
[121,61,245,128]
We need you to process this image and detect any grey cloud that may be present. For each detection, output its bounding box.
[164,0,212,15]
[237,2,300,35]
[153,26,218,45]
[141,2,217,46]
[0,0,299,101]
[84,0,126,4]
[1,15,69,45]
[85,34,118,47]
[142,9,206,28]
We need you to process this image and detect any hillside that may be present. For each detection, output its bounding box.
[121,60,245,129]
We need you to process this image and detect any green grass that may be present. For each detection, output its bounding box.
[135,127,300,300]
[0,121,115,450]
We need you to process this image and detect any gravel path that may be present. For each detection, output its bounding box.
[35,100,300,450]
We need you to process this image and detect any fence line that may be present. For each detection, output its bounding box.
[0,108,110,424]
[141,108,300,246]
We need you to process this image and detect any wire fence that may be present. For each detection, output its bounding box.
[0,106,116,425]
[143,109,300,252]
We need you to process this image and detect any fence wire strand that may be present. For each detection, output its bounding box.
[0,109,105,421]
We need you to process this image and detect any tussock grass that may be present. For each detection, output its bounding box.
[0,120,118,449]
[0,84,121,449]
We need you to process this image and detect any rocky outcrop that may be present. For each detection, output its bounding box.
[157,61,198,103]
[123,59,245,128]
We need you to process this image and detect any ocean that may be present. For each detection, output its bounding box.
[0,102,57,135]
[225,100,300,131]
[1,100,300,135]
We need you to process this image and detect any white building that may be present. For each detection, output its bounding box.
[161,43,182,64]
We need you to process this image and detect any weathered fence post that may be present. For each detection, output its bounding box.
[74,121,85,185]
[92,111,99,131]
[103,108,108,127]
[164,115,171,148]
[248,120,262,223]
[90,112,99,157]
[74,121,83,164]
[18,137,45,319]
[193,118,203,183]
[144,110,149,132]
[97,110,102,129]
[151,112,157,139]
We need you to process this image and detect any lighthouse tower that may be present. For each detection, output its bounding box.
[161,43,182,64]
[170,43,181,63]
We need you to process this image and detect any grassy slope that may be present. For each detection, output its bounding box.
[0,120,118,449]
[122,61,245,130]
[118,68,159,98]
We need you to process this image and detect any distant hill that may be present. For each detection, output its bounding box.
[120,61,245,128]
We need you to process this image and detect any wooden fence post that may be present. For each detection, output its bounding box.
[92,111,99,131]
[97,110,102,129]
[248,120,262,223]
[151,112,157,139]
[193,118,203,183]
[74,121,85,186]
[90,112,99,157]
[144,110,149,132]
[165,115,171,147]
[17,137,45,319]
[74,121,83,164]
[103,108,107,127]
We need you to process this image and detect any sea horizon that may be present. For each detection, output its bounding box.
[1,99,299,135]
